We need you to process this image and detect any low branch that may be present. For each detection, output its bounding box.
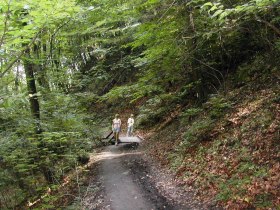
[193,57,224,79]
[157,0,176,23]
[255,16,280,36]
[49,19,72,60]
[0,30,41,78]
[0,0,11,49]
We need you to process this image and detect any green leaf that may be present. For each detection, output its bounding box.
[212,9,224,18]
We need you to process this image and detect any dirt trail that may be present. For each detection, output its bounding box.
[80,142,220,210]
[99,145,155,210]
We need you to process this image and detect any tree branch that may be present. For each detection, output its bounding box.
[49,19,72,60]
[255,16,280,36]
[0,31,41,78]
[157,0,176,23]
[0,0,11,49]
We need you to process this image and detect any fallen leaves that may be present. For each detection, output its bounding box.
[141,83,280,209]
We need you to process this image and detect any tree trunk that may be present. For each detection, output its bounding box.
[23,47,41,133]
[34,42,50,90]
[14,62,20,91]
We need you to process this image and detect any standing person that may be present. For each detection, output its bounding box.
[127,114,134,137]
[112,114,121,145]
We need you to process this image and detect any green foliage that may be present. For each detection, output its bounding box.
[176,94,231,152]
[0,0,80,76]
[168,152,185,171]
[216,161,268,204]
[1,0,279,208]
[181,118,215,149]
[254,193,273,208]
[235,53,279,83]
[204,95,232,119]
[181,107,203,122]
[0,90,94,208]
[136,93,179,127]
[137,97,166,127]
[0,131,91,208]
[101,83,164,104]
[216,176,251,202]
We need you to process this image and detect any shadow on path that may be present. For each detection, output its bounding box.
[80,143,221,210]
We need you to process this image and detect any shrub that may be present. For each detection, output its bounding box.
[181,107,203,122]
[205,95,232,119]
[180,118,215,150]
[136,93,179,127]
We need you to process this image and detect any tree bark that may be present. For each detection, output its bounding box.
[14,62,20,91]
[23,47,41,133]
[34,42,50,90]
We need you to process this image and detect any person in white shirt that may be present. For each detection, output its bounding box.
[127,114,134,137]
[112,114,121,145]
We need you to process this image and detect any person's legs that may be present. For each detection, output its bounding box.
[116,132,119,142]
[115,127,120,145]
[113,128,118,145]
[127,127,130,136]
[127,126,133,136]
[113,131,117,144]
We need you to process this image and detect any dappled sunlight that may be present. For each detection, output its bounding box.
[89,150,142,163]
[1,0,279,208]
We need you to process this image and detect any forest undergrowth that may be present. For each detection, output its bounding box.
[141,75,280,209]
[1,0,280,209]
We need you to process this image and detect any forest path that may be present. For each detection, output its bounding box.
[82,143,220,210]
[97,144,155,210]
[81,142,191,210]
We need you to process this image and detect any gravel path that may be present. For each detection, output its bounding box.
[79,143,221,210]
[100,145,155,210]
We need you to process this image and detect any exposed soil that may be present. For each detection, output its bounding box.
[70,142,222,210]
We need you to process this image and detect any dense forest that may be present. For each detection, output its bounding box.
[0,0,279,209]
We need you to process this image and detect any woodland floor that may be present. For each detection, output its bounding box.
[66,140,223,210]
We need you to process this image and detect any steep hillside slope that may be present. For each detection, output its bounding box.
[142,76,279,209]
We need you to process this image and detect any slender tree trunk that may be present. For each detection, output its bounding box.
[14,62,20,91]
[189,10,202,101]
[23,47,55,183]
[23,47,41,133]
[34,42,50,90]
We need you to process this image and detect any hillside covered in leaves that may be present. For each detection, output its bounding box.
[0,0,279,209]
